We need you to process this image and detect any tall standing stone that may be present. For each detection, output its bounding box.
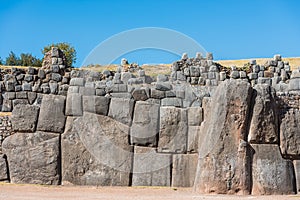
[37,95,66,133]
[248,84,278,144]
[108,98,134,126]
[194,79,253,194]
[158,107,188,153]
[130,101,159,146]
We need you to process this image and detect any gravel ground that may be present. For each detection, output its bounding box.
[0,183,299,200]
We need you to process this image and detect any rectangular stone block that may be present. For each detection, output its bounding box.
[37,95,66,133]
[2,132,60,185]
[83,96,110,116]
[172,154,198,187]
[108,98,134,126]
[67,86,79,94]
[0,154,8,181]
[62,114,133,186]
[150,89,165,99]
[11,104,39,132]
[187,107,203,126]
[294,160,300,194]
[158,107,188,153]
[132,146,171,186]
[15,91,27,99]
[251,144,295,195]
[130,101,159,146]
[66,93,83,116]
[161,98,183,107]
[70,78,85,86]
[79,87,96,96]
[188,126,201,153]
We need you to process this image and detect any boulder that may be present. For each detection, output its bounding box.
[11,104,39,132]
[83,96,110,116]
[251,144,295,195]
[37,95,66,133]
[132,88,149,101]
[172,154,198,187]
[62,113,133,186]
[194,79,253,194]
[108,98,134,126]
[248,84,278,144]
[2,132,60,184]
[132,146,171,186]
[158,107,188,153]
[65,93,83,116]
[280,109,300,157]
[130,101,159,146]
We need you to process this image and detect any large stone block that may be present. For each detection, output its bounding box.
[108,98,134,126]
[2,132,60,184]
[0,154,8,181]
[161,97,183,107]
[187,107,203,126]
[11,104,39,132]
[37,94,66,133]
[83,96,110,116]
[158,107,188,153]
[132,146,171,186]
[62,113,133,186]
[194,79,253,194]
[65,93,83,116]
[251,144,295,195]
[294,160,300,194]
[280,109,300,157]
[188,126,201,153]
[248,84,278,144]
[130,101,159,146]
[172,154,198,187]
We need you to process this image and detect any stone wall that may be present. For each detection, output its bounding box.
[1,49,300,195]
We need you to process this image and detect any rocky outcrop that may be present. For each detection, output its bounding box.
[194,79,253,194]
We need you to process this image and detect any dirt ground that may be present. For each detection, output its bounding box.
[0,184,300,200]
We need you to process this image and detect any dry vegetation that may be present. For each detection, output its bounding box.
[82,57,300,77]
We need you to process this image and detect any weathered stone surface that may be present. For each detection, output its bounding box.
[11,104,39,132]
[108,98,134,126]
[70,78,85,86]
[65,93,83,116]
[294,160,300,194]
[27,92,37,104]
[79,87,96,96]
[187,107,203,126]
[2,132,60,184]
[62,113,133,186]
[132,146,171,186]
[0,154,8,181]
[130,101,159,146]
[83,96,110,116]
[161,97,182,107]
[280,109,300,157]
[248,84,278,144]
[150,88,165,99]
[251,144,295,195]
[194,79,252,194]
[172,154,198,187]
[37,95,66,133]
[1,99,12,112]
[188,126,200,153]
[132,88,149,101]
[158,107,188,153]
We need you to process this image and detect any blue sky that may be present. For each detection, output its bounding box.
[0,0,300,66]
